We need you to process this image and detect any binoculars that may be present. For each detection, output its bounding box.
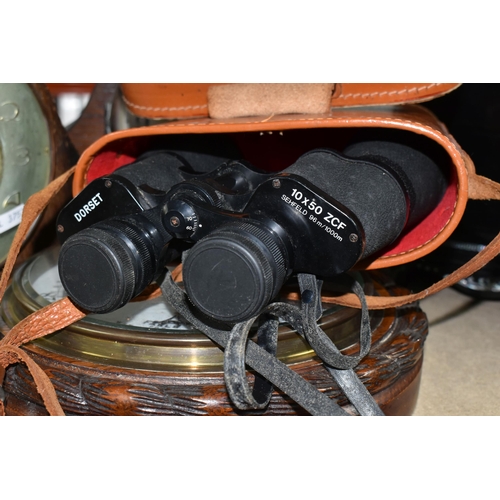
[56,141,446,323]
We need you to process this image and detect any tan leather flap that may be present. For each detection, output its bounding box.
[120,83,460,120]
[207,84,335,119]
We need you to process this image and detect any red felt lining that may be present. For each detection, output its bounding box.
[378,167,457,257]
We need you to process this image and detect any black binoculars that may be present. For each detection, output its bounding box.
[56,141,447,323]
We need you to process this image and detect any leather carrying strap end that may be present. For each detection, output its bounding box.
[0,166,86,416]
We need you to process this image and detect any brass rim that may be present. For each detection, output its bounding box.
[1,248,374,372]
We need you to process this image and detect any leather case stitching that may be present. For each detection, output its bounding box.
[335,83,442,101]
[122,95,208,112]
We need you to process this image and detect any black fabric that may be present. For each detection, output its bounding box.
[114,152,188,193]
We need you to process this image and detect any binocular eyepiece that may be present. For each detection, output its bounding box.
[57,141,447,323]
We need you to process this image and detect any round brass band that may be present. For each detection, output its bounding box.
[1,247,374,372]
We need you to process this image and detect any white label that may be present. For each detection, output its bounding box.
[0,204,24,234]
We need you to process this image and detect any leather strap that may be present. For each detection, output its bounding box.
[298,274,372,369]
[224,315,279,411]
[0,166,77,303]
[165,270,383,415]
[0,344,65,416]
[468,172,500,200]
[0,298,86,416]
[160,272,350,416]
[302,227,500,310]
[0,167,86,416]
[295,274,383,416]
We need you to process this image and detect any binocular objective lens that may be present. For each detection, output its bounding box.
[58,218,157,313]
[183,221,288,323]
